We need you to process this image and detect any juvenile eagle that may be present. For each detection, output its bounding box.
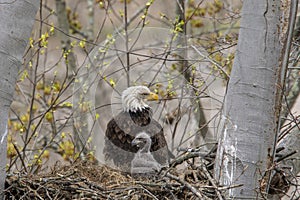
[103,86,169,172]
[131,131,162,175]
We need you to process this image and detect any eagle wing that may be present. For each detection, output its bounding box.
[103,111,169,172]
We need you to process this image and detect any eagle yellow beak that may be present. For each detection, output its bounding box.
[146,92,159,101]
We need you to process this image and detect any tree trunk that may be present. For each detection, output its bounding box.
[174,0,211,148]
[0,0,39,197]
[55,0,91,156]
[214,0,289,198]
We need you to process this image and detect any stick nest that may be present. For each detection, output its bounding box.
[4,154,225,199]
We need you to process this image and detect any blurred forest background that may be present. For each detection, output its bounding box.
[9,0,241,171]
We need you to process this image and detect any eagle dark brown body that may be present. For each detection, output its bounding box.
[103,107,169,172]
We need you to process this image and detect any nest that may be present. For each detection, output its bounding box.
[4,149,230,200]
[5,145,292,199]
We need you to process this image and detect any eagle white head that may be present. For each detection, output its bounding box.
[122,86,159,112]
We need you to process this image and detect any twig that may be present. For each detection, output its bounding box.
[198,162,224,200]
[191,45,230,79]
[201,183,244,190]
[275,150,297,163]
[165,172,206,199]
[140,185,160,200]
[170,152,207,167]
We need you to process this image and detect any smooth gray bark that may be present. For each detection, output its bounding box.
[0,0,39,196]
[214,0,286,198]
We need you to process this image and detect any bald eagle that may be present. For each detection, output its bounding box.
[103,86,169,173]
[131,131,162,175]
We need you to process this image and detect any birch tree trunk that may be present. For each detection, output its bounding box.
[0,0,39,197]
[214,0,289,198]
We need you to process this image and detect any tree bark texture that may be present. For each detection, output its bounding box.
[0,0,39,196]
[214,0,288,198]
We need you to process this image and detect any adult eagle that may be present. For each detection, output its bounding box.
[103,86,169,173]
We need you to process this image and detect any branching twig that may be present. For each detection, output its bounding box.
[165,172,206,199]
[198,161,224,200]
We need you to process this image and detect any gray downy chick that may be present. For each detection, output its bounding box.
[131,131,162,175]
